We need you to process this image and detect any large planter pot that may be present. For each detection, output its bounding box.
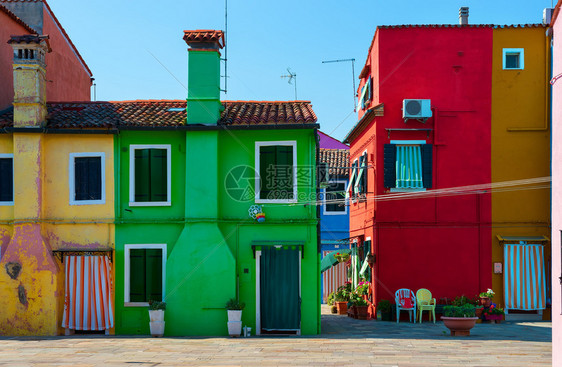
[484,314,503,323]
[149,310,165,322]
[356,305,369,320]
[381,311,392,321]
[336,301,348,315]
[149,321,165,337]
[442,317,479,336]
[227,310,242,322]
[227,321,242,337]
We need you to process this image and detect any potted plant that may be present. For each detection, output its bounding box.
[442,304,479,336]
[334,283,351,315]
[377,299,392,321]
[334,252,350,263]
[225,298,245,337]
[483,304,504,323]
[148,300,166,337]
[479,288,495,308]
[327,291,337,314]
[351,293,369,320]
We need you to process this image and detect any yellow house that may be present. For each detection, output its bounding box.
[491,25,551,320]
[0,35,115,335]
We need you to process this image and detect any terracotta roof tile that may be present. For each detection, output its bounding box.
[220,101,317,125]
[319,148,350,178]
[183,30,225,48]
[0,100,318,129]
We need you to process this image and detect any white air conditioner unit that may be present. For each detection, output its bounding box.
[544,8,554,25]
[402,99,432,122]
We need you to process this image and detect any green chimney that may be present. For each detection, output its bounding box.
[183,30,224,125]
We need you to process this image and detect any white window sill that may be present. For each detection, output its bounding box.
[124,302,149,307]
[129,201,171,207]
[390,188,426,193]
[70,200,105,206]
[323,211,348,216]
[0,201,14,206]
[255,199,297,204]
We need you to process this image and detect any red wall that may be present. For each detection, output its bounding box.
[0,5,91,110]
[0,11,29,110]
[349,26,493,306]
[42,6,91,102]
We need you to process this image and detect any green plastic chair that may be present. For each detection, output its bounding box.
[416,288,436,323]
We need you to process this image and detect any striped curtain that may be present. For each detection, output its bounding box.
[504,244,546,310]
[322,251,348,303]
[396,145,423,189]
[62,255,114,330]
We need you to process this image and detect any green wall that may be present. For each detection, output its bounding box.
[114,128,319,336]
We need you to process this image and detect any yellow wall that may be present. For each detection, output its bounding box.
[0,134,13,253]
[0,133,115,335]
[491,27,551,309]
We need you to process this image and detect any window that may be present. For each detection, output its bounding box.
[124,244,166,305]
[323,181,347,215]
[255,141,297,203]
[129,145,171,206]
[358,76,372,111]
[503,48,524,70]
[384,140,432,191]
[69,153,105,205]
[346,151,368,199]
[0,154,13,205]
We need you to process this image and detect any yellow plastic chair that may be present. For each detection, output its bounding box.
[416,288,436,323]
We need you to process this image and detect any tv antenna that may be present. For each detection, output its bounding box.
[322,58,357,111]
[281,68,297,100]
[221,0,228,94]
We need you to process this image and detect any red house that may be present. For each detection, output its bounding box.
[343,23,494,312]
[0,0,92,110]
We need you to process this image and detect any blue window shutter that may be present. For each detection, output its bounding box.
[421,144,432,188]
[383,144,396,188]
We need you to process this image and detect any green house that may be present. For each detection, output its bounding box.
[114,30,320,336]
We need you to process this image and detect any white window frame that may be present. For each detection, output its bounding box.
[129,144,172,207]
[503,48,524,70]
[0,153,13,206]
[69,152,106,205]
[323,180,348,215]
[354,150,368,196]
[124,243,167,307]
[255,141,298,204]
[389,140,427,193]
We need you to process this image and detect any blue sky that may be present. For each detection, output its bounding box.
[48,0,553,141]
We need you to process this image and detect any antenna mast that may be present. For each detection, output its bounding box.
[322,58,356,111]
[222,0,228,94]
[281,68,297,100]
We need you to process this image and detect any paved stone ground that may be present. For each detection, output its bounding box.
[0,305,551,366]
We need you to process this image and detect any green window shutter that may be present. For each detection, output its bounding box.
[421,144,433,188]
[149,149,167,202]
[396,145,423,189]
[145,249,163,301]
[383,144,396,188]
[129,249,147,302]
[134,149,151,202]
[259,146,276,199]
[276,146,293,199]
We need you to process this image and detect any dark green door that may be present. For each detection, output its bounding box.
[260,247,300,331]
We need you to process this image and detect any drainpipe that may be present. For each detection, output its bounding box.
[314,128,321,333]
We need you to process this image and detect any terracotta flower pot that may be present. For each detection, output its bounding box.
[356,305,369,320]
[336,301,348,315]
[442,317,479,336]
[480,297,492,307]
